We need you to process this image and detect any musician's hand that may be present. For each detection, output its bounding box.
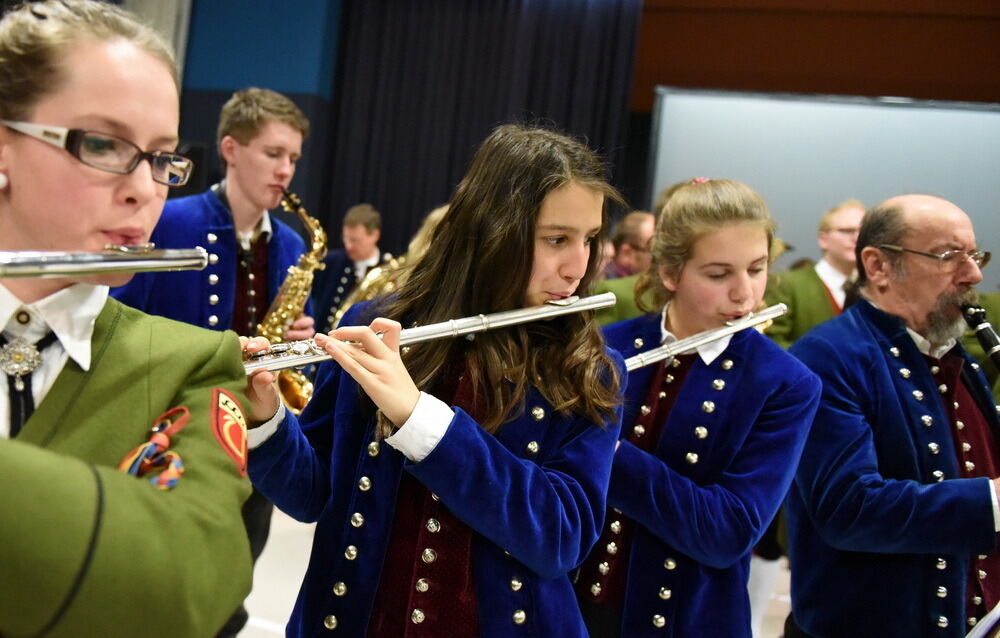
[283,314,316,342]
[239,336,282,426]
[315,318,419,427]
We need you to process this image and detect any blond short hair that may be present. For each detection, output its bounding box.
[818,198,865,232]
[217,87,309,146]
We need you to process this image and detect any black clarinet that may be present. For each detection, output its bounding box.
[962,304,1000,369]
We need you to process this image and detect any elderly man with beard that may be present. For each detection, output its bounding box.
[783,194,999,637]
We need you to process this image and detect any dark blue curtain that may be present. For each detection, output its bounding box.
[322,0,642,255]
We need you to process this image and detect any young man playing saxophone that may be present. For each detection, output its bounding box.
[112,86,315,637]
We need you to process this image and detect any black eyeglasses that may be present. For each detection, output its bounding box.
[878,244,991,272]
[2,120,194,187]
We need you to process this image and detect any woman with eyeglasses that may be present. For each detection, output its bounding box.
[0,2,252,636]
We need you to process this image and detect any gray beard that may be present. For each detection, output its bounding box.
[924,288,979,346]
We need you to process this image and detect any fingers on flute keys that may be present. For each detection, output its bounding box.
[317,319,417,425]
[239,336,281,424]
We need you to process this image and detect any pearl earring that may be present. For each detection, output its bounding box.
[0,173,7,189]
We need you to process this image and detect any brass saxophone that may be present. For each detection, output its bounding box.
[255,191,327,414]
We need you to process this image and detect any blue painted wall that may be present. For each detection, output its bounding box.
[183,0,340,99]
[175,0,343,234]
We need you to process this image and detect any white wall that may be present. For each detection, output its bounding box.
[649,88,1000,292]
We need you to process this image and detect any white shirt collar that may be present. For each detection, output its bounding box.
[815,258,848,309]
[0,283,107,371]
[355,250,380,270]
[864,299,956,360]
[354,250,381,280]
[237,211,273,251]
[658,304,732,365]
[905,326,956,360]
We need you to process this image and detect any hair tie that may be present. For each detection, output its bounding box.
[689,177,710,185]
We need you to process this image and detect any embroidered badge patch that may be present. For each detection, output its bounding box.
[212,388,248,476]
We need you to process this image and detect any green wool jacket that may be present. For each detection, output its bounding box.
[593,274,657,326]
[764,267,839,350]
[0,298,252,637]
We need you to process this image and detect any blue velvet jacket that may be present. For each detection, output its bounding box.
[786,300,1000,637]
[311,249,356,334]
[111,190,307,330]
[602,313,821,637]
[312,249,394,334]
[249,302,625,637]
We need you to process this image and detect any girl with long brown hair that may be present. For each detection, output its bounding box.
[246,123,624,637]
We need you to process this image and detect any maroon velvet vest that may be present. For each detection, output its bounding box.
[231,235,269,336]
[932,353,1000,627]
[575,354,697,609]
[367,366,480,637]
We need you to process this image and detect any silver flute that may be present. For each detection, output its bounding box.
[0,244,208,278]
[625,303,787,371]
[245,292,617,374]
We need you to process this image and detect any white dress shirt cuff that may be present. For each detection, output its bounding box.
[247,404,288,449]
[385,391,453,462]
[990,479,1000,533]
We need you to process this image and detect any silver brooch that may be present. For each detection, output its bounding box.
[0,337,43,391]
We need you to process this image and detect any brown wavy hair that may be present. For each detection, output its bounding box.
[372,124,623,437]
